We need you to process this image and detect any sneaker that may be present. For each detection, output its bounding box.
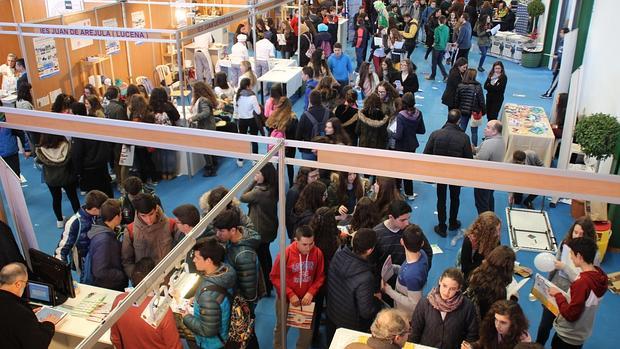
[425,75,435,80]
[434,225,447,238]
[80,191,87,196]
[477,66,485,72]
[406,193,418,201]
[236,159,244,167]
[540,93,551,99]
[56,219,65,229]
[448,220,462,231]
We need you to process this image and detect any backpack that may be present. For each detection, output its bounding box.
[204,284,254,349]
[304,109,330,139]
[320,39,332,57]
[305,33,316,58]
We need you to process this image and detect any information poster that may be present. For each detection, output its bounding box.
[46,0,84,17]
[33,37,60,79]
[131,11,146,45]
[69,19,93,50]
[101,18,121,55]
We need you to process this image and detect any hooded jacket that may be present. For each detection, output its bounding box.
[270,241,325,300]
[393,109,425,152]
[553,267,608,345]
[0,127,30,157]
[121,207,176,277]
[327,246,381,331]
[54,207,98,264]
[240,184,278,243]
[225,226,261,301]
[87,223,128,291]
[357,108,389,149]
[303,78,319,111]
[183,263,237,349]
[35,140,76,187]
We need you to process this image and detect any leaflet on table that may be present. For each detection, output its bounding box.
[531,273,569,316]
[35,306,67,325]
[381,255,394,282]
[490,24,501,36]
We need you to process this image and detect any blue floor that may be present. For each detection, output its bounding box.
[8,43,620,348]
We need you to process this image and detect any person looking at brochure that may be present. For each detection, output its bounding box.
[0,262,56,348]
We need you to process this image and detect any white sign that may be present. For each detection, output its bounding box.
[69,19,94,50]
[131,11,146,45]
[33,36,60,79]
[46,0,84,17]
[102,18,121,54]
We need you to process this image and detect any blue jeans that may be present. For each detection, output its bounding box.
[459,114,479,146]
[478,45,489,68]
[355,46,366,71]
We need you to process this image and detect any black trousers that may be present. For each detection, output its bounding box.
[3,153,20,177]
[47,182,81,221]
[474,188,495,214]
[456,47,470,61]
[536,305,556,346]
[80,166,114,198]
[514,192,538,206]
[238,118,259,154]
[257,242,273,294]
[552,333,583,349]
[436,183,461,228]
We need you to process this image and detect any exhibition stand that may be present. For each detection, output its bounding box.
[1,107,619,349]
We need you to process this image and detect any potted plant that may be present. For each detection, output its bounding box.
[522,0,546,68]
[574,113,620,172]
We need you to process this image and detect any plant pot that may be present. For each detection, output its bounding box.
[521,49,543,68]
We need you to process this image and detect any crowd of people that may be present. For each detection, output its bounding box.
[0,1,608,349]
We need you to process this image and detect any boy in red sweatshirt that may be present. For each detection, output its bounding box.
[548,237,608,349]
[270,225,325,349]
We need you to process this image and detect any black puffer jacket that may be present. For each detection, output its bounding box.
[441,70,463,109]
[423,122,473,159]
[356,108,389,149]
[326,246,381,332]
[454,81,485,116]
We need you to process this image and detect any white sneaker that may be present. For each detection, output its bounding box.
[407,193,419,201]
[56,220,65,229]
[236,159,244,167]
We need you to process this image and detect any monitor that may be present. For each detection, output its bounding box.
[28,248,75,305]
[24,280,55,306]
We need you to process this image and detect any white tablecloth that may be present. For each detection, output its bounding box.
[329,328,437,349]
[502,103,555,167]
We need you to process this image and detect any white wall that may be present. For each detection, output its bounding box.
[577,0,620,119]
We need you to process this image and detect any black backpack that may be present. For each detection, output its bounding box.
[304,108,330,139]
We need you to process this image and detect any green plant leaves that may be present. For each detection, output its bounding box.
[574,113,620,161]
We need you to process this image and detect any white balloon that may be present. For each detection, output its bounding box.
[534,252,556,272]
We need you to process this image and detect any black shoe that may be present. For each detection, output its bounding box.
[477,66,485,72]
[448,220,462,231]
[434,225,447,238]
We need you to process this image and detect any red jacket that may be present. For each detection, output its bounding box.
[553,267,608,322]
[270,241,325,300]
[110,293,182,349]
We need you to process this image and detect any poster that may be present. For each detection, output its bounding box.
[46,0,83,17]
[69,19,93,50]
[531,273,568,316]
[131,11,146,46]
[33,36,60,79]
[101,18,121,55]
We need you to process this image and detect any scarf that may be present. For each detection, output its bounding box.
[427,286,463,313]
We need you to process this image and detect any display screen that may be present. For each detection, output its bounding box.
[27,281,53,304]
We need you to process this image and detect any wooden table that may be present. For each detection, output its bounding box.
[502,103,555,167]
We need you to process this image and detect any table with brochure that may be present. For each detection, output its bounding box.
[502,103,555,167]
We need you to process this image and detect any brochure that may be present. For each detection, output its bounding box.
[531,273,569,316]
[506,277,530,299]
[381,255,394,282]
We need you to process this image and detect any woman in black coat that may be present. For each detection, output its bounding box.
[392,93,425,199]
[395,58,419,96]
[484,61,508,120]
[424,10,440,60]
[441,57,468,110]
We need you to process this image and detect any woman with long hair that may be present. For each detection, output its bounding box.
[388,27,405,64]
[299,20,314,67]
[349,196,379,234]
[79,83,99,103]
[357,92,389,149]
[460,211,501,281]
[372,176,403,219]
[410,268,479,348]
[238,60,257,90]
[213,72,235,101]
[85,95,105,118]
[465,245,516,318]
[333,88,359,145]
[189,81,219,177]
[467,300,531,349]
[148,88,177,180]
[292,180,327,238]
[234,78,261,160]
[308,48,331,80]
[128,94,157,183]
[484,61,508,121]
[380,57,399,84]
[35,133,81,228]
[265,96,298,185]
[16,82,34,110]
[279,20,297,59]
[265,83,284,121]
[325,117,351,145]
[240,162,278,295]
[476,14,492,72]
[354,61,380,98]
[314,76,340,110]
[286,167,319,237]
[396,58,419,95]
[441,56,468,110]
[535,216,598,346]
[327,171,365,219]
[376,80,401,122]
[391,92,425,200]
[51,94,76,114]
[149,87,180,126]
[454,67,485,146]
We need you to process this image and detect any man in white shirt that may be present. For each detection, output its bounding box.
[0,53,17,92]
[254,32,276,78]
[229,34,249,87]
